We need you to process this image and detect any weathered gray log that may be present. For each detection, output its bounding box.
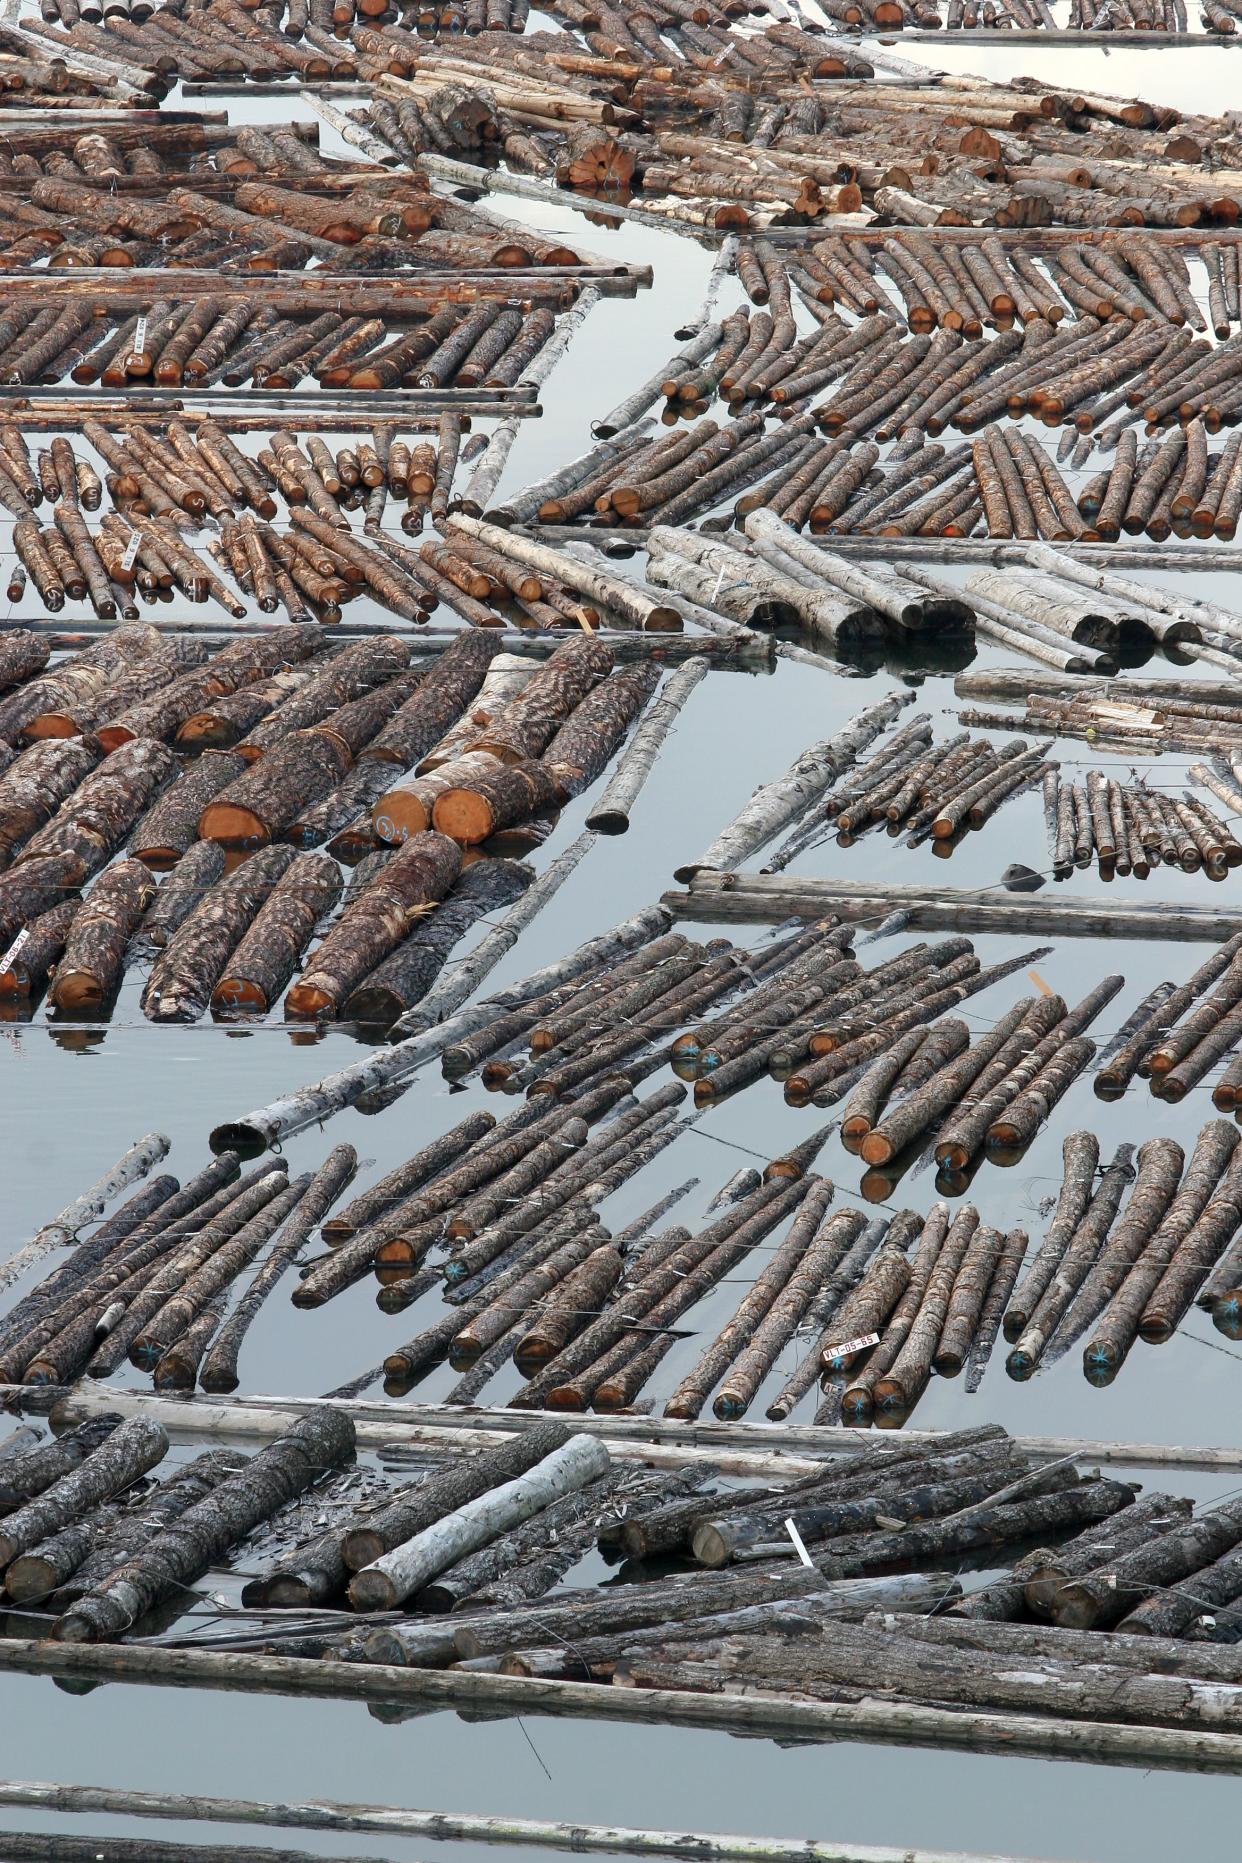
[0,1419,120,1516]
[0,1417,168,1568]
[55,1407,356,1643]
[954,1491,1178,1622]
[1052,1498,1242,1632]
[11,1451,246,1610]
[1003,1131,1100,1341]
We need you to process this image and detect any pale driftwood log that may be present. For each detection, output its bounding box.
[348,1434,612,1611]
[647,529,882,646]
[7,1632,1242,1774]
[674,693,913,882]
[585,661,707,835]
[0,1771,997,1863]
[0,1134,170,1297]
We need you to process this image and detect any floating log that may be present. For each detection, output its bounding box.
[55,1407,355,1642]
[141,845,296,1022]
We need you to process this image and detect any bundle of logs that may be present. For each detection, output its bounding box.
[0,629,684,1025]
[1044,768,1242,883]
[764,718,1055,868]
[35,1405,1242,1736]
[961,678,1242,747]
[1090,933,1242,1119]
[0,456,711,626]
[0,293,568,394]
[994,1121,1242,1380]
[0,117,323,180]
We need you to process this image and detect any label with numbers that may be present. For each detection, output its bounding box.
[0,926,30,973]
[132,315,148,357]
[121,531,142,572]
[820,1330,880,1361]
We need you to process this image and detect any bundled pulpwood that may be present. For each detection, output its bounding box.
[1044,768,1241,883]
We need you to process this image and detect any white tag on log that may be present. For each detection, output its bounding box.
[132,315,148,357]
[121,531,142,572]
[784,1518,814,1568]
[821,1330,880,1361]
[0,926,29,972]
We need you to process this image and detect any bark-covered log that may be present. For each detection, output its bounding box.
[322,1110,495,1245]
[0,632,50,692]
[540,663,660,801]
[48,858,155,1012]
[0,738,99,860]
[211,853,342,1015]
[1007,1142,1137,1380]
[55,1408,355,1643]
[199,1146,357,1396]
[341,1420,573,1574]
[814,1478,1138,1583]
[135,840,226,954]
[1041,1136,1186,1366]
[198,730,352,849]
[285,830,461,1019]
[349,1433,612,1612]
[133,1173,313,1374]
[278,760,395,857]
[0,1418,120,1516]
[0,897,77,998]
[0,1417,168,1568]
[79,1166,289,1382]
[359,631,503,768]
[1117,1539,1242,1639]
[1052,1498,1242,1632]
[131,753,246,867]
[0,853,84,946]
[871,1206,980,1417]
[236,638,412,761]
[343,858,531,1027]
[141,846,297,1023]
[16,737,176,879]
[432,759,562,846]
[858,998,1034,1168]
[8,1450,245,1610]
[511,1247,623,1372]
[1084,1121,1241,1384]
[1003,1130,1100,1341]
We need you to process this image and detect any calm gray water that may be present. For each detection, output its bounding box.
[3,39,1242,1863]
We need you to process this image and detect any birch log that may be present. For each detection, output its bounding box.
[348,1434,612,1610]
[0,1133,170,1297]
[675,693,913,881]
[585,660,706,835]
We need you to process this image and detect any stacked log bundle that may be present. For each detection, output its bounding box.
[764,717,1054,870]
[1043,768,1242,883]
[0,294,570,391]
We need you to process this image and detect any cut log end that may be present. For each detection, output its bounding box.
[197,802,272,850]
